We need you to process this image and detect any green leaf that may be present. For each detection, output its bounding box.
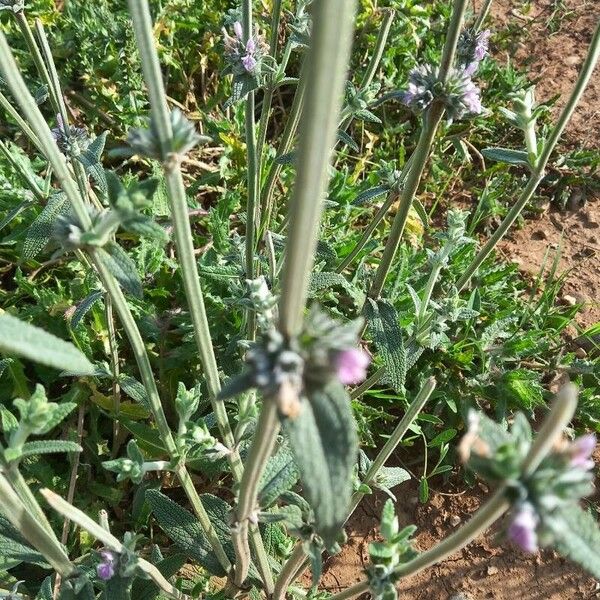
[259,443,299,508]
[104,576,133,600]
[352,185,389,206]
[0,313,94,374]
[482,147,531,167]
[418,477,429,503]
[19,440,82,458]
[284,381,358,547]
[0,514,48,567]
[22,193,69,260]
[364,299,407,391]
[548,504,600,578]
[145,490,233,577]
[337,129,359,152]
[308,272,365,307]
[380,499,398,541]
[131,553,187,600]
[0,405,18,435]
[70,291,104,328]
[428,429,457,447]
[118,376,151,411]
[0,197,35,233]
[98,242,143,298]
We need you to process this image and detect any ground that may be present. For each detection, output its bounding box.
[321,1,600,598]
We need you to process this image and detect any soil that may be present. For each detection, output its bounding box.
[321,2,600,599]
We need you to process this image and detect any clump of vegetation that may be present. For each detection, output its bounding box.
[0,0,599,598]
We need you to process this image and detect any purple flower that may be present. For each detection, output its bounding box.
[242,53,258,73]
[569,434,596,470]
[233,21,243,40]
[457,28,491,76]
[335,348,370,385]
[96,550,117,581]
[462,79,482,114]
[474,29,491,62]
[507,503,539,553]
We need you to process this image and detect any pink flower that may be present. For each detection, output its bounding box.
[508,504,539,553]
[569,434,596,470]
[233,21,243,40]
[241,53,258,73]
[335,348,370,385]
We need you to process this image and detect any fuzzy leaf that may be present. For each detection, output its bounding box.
[70,291,104,328]
[337,129,359,152]
[118,376,151,411]
[364,299,407,391]
[352,185,389,206]
[22,193,69,260]
[308,272,365,307]
[145,490,234,576]
[131,553,187,600]
[259,443,299,508]
[0,197,35,232]
[284,381,358,547]
[0,313,94,374]
[0,514,47,567]
[0,405,18,435]
[19,440,82,458]
[482,147,531,167]
[548,504,600,579]
[98,242,143,298]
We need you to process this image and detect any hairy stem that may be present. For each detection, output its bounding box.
[329,385,578,600]
[456,22,600,291]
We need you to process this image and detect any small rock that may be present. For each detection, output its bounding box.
[565,55,580,66]
[450,514,461,527]
[449,594,474,600]
[575,348,587,359]
[531,228,549,240]
[562,294,578,306]
[589,235,599,245]
[487,565,499,576]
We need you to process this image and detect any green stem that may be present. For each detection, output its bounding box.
[232,399,280,588]
[328,384,578,600]
[13,10,60,116]
[272,544,306,600]
[259,68,306,236]
[438,0,469,83]
[0,472,74,577]
[349,377,436,514]
[361,9,395,89]
[349,366,385,400]
[456,22,600,292]
[474,0,494,31]
[418,263,442,321]
[0,91,42,152]
[279,0,358,335]
[367,104,445,299]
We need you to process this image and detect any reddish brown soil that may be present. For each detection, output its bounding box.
[321,2,600,598]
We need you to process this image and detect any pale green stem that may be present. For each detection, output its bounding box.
[349,377,436,514]
[0,32,232,574]
[418,263,443,321]
[105,294,122,454]
[328,384,578,600]
[456,22,600,292]
[259,67,306,236]
[367,104,445,299]
[13,10,60,115]
[0,473,74,577]
[274,379,436,599]
[41,489,194,600]
[349,366,385,400]
[474,0,494,31]
[337,153,416,273]
[233,399,280,588]
[361,9,395,88]
[126,0,241,465]
[279,0,358,335]
[438,0,469,83]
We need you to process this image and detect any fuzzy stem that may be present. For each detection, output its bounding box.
[41,489,194,600]
[349,366,385,400]
[349,377,436,513]
[328,384,578,600]
[126,0,241,464]
[367,104,444,299]
[13,10,60,115]
[474,0,494,31]
[272,544,306,600]
[0,91,42,151]
[233,399,280,587]
[438,0,469,83]
[0,473,74,577]
[259,67,306,236]
[361,9,395,89]
[456,22,600,292]
[279,0,358,335]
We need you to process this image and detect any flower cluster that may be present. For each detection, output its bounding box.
[223,21,266,76]
[457,28,491,75]
[401,64,482,120]
[220,307,370,418]
[460,410,596,554]
[401,28,490,121]
[51,114,89,157]
[96,550,117,581]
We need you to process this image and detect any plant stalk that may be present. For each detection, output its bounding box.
[328,384,578,600]
[456,22,600,292]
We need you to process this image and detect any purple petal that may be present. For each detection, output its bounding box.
[570,434,596,468]
[233,21,243,40]
[508,504,539,553]
[335,348,371,385]
[96,562,115,581]
[241,54,258,73]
